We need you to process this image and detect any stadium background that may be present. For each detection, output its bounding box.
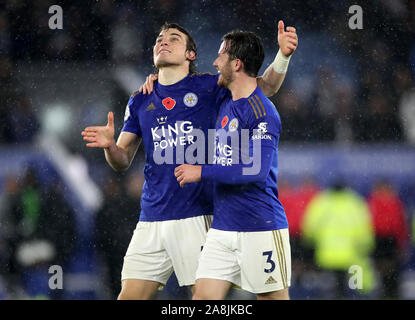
[0,0,415,299]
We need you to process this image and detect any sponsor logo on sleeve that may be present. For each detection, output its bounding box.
[253,122,272,140]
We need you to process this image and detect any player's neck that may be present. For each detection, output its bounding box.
[158,66,189,86]
[229,75,257,101]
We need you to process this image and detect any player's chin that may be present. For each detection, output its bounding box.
[154,58,169,68]
[217,75,229,88]
[155,57,178,69]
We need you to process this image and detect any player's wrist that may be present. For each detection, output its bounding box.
[104,139,117,151]
[271,49,291,74]
[195,165,202,181]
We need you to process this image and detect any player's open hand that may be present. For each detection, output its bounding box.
[81,111,116,148]
[139,73,158,95]
[174,164,202,188]
[277,20,298,57]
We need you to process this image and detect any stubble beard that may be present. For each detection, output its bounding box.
[155,60,179,70]
[218,66,233,88]
[155,51,189,70]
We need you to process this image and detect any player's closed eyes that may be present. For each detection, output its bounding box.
[156,37,180,44]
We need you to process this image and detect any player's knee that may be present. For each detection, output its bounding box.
[192,292,202,300]
[117,289,133,300]
[117,292,126,300]
[117,280,157,300]
[192,292,214,300]
[118,288,141,300]
[192,288,210,300]
[118,288,153,300]
[192,288,222,300]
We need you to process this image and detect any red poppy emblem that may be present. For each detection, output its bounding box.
[221,115,229,128]
[162,97,176,110]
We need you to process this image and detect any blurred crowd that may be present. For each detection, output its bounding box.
[0,165,144,299]
[0,167,77,298]
[280,177,414,299]
[0,0,415,144]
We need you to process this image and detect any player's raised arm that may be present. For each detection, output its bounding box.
[257,20,298,97]
[81,111,141,171]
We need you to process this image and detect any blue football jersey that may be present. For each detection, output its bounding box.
[122,73,227,221]
[201,86,288,231]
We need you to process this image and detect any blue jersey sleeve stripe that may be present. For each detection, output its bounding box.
[250,97,263,117]
[248,98,259,119]
[254,94,266,116]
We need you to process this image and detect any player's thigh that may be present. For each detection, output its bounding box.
[118,279,160,300]
[193,278,233,300]
[196,229,241,288]
[163,215,213,286]
[257,287,290,300]
[121,221,173,286]
[239,228,291,294]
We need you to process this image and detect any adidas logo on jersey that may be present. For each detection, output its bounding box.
[146,103,156,111]
[265,276,277,284]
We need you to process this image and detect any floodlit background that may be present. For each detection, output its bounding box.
[0,0,415,299]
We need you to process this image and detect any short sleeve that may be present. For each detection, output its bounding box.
[121,94,142,137]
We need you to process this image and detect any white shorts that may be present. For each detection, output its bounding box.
[121,215,212,287]
[196,228,291,294]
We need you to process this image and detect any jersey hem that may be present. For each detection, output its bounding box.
[139,212,213,222]
[210,225,289,232]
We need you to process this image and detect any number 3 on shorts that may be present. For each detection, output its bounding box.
[262,251,276,273]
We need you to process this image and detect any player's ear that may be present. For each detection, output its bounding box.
[186,50,196,61]
[234,59,243,72]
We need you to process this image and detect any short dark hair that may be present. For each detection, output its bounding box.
[159,22,197,74]
[221,31,265,77]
